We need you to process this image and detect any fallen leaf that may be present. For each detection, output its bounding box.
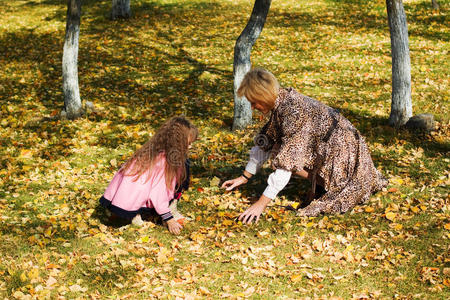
[365,207,374,213]
[210,176,220,187]
[385,212,396,221]
[291,274,302,282]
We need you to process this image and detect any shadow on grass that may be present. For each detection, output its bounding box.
[335,107,449,162]
[322,0,449,41]
[1,0,447,188]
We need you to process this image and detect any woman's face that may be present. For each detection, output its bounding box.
[249,98,270,114]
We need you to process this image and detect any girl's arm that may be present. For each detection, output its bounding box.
[152,199,183,235]
[166,219,182,234]
[148,173,176,222]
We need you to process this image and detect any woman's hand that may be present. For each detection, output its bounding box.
[238,195,272,224]
[221,176,248,191]
[166,219,183,235]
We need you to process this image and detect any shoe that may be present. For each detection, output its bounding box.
[132,214,144,226]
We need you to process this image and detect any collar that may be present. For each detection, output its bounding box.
[273,87,291,111]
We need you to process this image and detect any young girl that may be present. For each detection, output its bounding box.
[99,116,198,235]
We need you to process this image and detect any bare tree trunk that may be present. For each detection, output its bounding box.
[63,0,83,119]
[431,0,439,10]
[386,0,412,127]
[111,0,131,20]
[232,0,272,131]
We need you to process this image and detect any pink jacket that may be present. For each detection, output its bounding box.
[103,154,175,217]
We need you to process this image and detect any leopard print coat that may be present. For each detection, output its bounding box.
[257,88,388,216]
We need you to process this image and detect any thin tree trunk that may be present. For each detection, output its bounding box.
[232,0,272,131]
[62,0,83,119]
[111,0,131,20]
[386,0,412,127]
[431,0,439,10]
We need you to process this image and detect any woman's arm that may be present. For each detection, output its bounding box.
[221,146,270,191]
[238,194,272,224]
[238,169,292,224]
[245,146,271,175]
[262,169,292,199]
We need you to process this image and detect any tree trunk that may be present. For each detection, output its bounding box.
[232,0,272,131]
[431,0,439,10]
[111,0,131,20]
[386,0,412,127]
[62,0,83,119]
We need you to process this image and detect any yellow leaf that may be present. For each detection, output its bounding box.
[223,219,233,226]
[199,286,211,295]
[306,222,314,228]
[28,269,39,280]
[22,165,32,171]
[257,230,269,237]
[386,212,396,221]
[391,178,404,185]
[20,272,27,282]
[44,227,52,237]
[110,159,117,168]
[243,286,255,297]
[291,274,302,282]
[13,291,25,298]
[20,149,33,159]
[444,223,450,230]
[157,248,169,264]
[394,223,403,231]
[410,206,420,213]
[291,202,299,209]
[210,176,220,187]
[365,207,374,213]
[140,236,149,243]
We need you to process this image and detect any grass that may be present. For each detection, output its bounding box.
[0,0,449,298]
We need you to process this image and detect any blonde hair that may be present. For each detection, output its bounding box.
[121,116,198,190]
[237,68,279,110]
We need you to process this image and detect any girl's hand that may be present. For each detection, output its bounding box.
[166,219,183,235]
[221,176,248,191]
[238,195,272,224]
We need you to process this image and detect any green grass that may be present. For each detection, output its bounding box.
[0,0,449,298]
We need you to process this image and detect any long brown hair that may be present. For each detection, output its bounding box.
[121,116,198,189]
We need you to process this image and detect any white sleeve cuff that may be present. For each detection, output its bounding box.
[245,146,270,175]
[245,160,258,175]
[262,169,292,199]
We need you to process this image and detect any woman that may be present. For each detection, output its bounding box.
[222,68,388,223]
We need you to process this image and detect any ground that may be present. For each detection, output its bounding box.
[0,0,449,298]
